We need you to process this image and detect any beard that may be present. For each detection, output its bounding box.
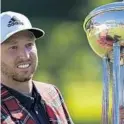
[1,60,38,82]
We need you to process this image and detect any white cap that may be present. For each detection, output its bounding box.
[0,11,45,44]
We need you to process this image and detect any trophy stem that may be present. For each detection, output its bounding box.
[120,65,124,106]
[102,57,110,124]
[112,42,120,124]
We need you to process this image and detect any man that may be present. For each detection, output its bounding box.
[0,11,73,124]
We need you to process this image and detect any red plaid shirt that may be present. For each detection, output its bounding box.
[1,81,74,124]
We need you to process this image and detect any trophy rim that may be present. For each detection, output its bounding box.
[83,2,124,32]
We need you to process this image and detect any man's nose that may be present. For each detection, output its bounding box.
[18,48,30,60]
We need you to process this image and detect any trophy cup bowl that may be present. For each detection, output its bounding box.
[83,2,124,63]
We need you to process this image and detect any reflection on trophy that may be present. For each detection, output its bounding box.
[83,1,124,124]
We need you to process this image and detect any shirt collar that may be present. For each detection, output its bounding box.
[2,82,41,110]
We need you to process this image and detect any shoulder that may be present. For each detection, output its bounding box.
[33,80,59,94]
[33,81,61,100]
[33,80,55,88]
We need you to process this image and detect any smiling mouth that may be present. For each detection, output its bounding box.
[17,64,31,69]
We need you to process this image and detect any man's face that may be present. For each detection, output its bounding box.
[1,31,38,82]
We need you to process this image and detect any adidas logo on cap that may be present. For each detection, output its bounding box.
[8,16,24,27]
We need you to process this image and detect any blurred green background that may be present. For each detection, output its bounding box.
[2,0,121,123]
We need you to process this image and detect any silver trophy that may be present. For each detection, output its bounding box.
[83,1,124,124]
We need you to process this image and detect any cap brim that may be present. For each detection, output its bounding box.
[2,27,45,43]
[28,28,45,39]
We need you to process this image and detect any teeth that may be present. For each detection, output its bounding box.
[17,64,30,68]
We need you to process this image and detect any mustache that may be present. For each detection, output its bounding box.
[15,59,31,65]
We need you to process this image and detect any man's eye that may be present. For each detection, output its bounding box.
[10,46,18,50]
[26,43,34,48]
